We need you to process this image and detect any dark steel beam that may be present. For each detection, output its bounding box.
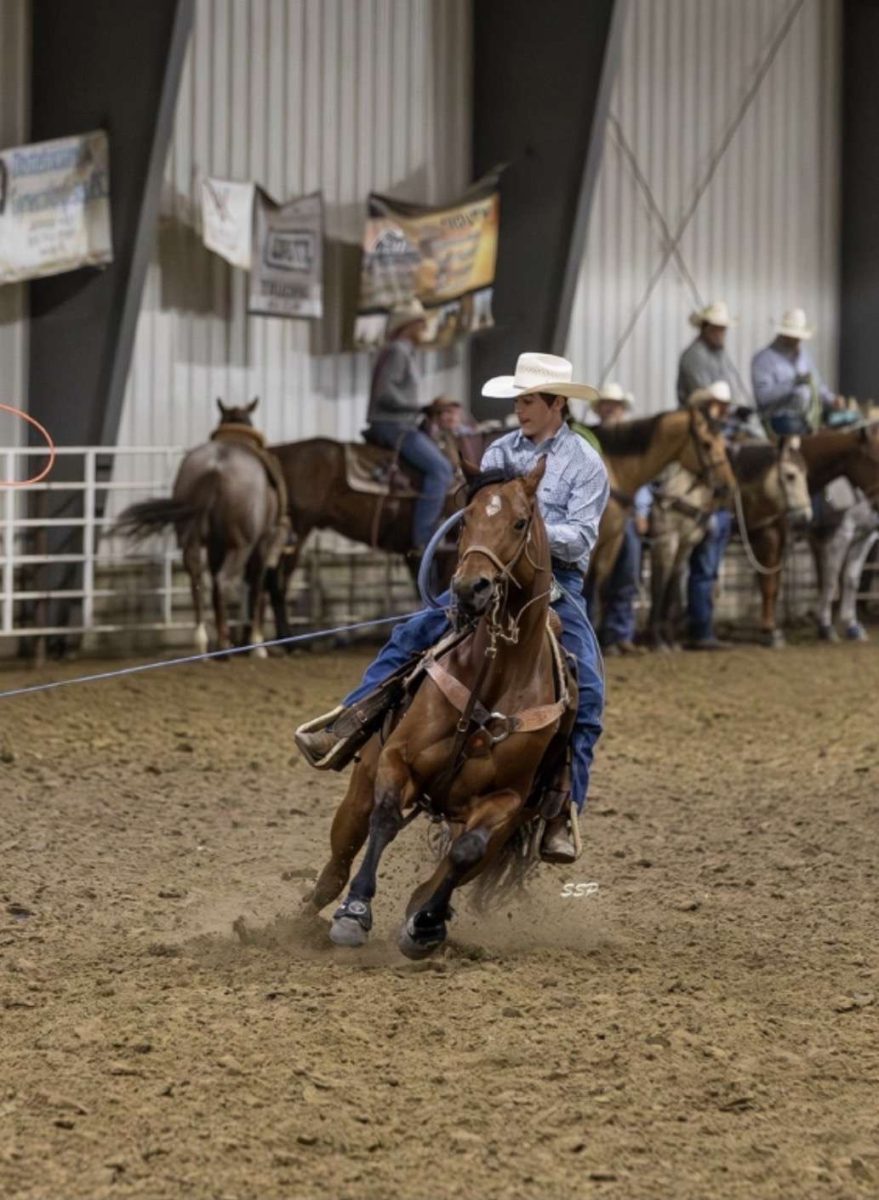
[470,0,625,417]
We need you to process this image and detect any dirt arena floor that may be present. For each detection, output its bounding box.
[1,638,877,1200]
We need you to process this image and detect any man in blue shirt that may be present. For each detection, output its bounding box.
[297,353,609,864]
[751,308,844,436]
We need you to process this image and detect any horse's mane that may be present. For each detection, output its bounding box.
[591,413,666,456]
[732,442,777,484]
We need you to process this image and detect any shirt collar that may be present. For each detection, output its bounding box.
[512,422,569,455]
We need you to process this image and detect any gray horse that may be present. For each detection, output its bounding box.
[811,481,879,642]
[116,400,280,655]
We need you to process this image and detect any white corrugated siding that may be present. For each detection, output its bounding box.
[116,0,472,451]
[566,0,841,414]
[0,0,29,446]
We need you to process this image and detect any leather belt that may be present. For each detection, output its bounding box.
[551,556,581,576]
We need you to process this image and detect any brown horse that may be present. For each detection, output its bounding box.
[266,431,495,640]
[587,406,736,595]
[116,401,280,655]
[301,458,576,959]
[749,424,879,644]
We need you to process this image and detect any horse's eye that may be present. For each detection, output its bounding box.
[514,518,528,531]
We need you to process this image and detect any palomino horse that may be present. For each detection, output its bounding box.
[265,432,491,640]
[587,407,736,597]
[116,401,280,655]
[301,458,576,959]
[749,424,879,644]
[647,439,811,649]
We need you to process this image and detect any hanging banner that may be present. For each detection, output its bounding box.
[248,189,324,319]
[201,177,255,270]
[353,174,500,349]
[0,130,112,285]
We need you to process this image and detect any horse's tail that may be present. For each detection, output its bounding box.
[114,496,204,543]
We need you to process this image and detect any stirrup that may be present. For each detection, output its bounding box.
[294,706,351,770]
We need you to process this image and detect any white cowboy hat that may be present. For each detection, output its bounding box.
[386,297,428,339]
[688,380,732,406]
[689,300,737,329]
[774,307,814,340]
[481,352,599,401]
[592,381,633,410]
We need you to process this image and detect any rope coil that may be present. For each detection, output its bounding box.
[0,403,57,488]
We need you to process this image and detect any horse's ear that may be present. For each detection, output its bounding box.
[460,458,481,480]
[247,397,259,413]
[787,434,801,452]
[216,398,227,416]
[522,455,547,497]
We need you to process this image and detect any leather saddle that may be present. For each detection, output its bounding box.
[344,437,424,498]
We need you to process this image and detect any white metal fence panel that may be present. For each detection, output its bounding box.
[566,0,841,415]
[114,0,473,465]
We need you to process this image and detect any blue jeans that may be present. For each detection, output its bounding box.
[598,519,641,646]
[368,422,454,547]
[344,568,604,812]
[687,509,733,640]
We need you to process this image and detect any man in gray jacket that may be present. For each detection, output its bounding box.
[676,300,737,406]
[366,298,454,551]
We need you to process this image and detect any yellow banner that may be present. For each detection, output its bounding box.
[354,176,499,349]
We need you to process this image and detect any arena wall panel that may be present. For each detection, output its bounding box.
[0,0,30,446]
[565,0,841,415]
[115,0,472,453]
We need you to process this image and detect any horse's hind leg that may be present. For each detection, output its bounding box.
[183,542,208,653]
[245,549,268,658]
[210,543,250,652]
[840,531,877,639]
[400,789,522,960]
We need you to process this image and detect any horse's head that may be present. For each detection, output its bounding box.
[216,397,259,427]
[770,436,812,530]
[847,423,879,510]
[452,458,547,621]
[680,405,737,501]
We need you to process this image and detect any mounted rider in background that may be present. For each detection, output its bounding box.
[365,298,454,554]
[297,352,609,865]
[751,308,850,437]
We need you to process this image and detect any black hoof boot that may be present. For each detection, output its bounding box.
[398,912,447,960]
[329,897,373,947]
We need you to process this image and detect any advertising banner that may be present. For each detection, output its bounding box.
[354,174,499,348]
[0,130,112,285]
[248,189,324,319]
[201,177,255,270]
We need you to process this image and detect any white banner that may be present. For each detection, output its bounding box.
[0,130,113,285]
[248,189,323,319]
[201,177,255,270]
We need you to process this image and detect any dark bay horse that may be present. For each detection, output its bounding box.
[749,424,879,643]
[587,407,736,594]
[116,401,280,655]
[266,431,495,639]
[300,458,576,959]
[647,438,811,649]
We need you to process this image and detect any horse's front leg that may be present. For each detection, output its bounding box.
[399,788,523,960]
[839,529,877,639]
[303,757,376,918]
[329,746,413,947]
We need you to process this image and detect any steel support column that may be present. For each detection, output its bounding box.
[470,0,626,417]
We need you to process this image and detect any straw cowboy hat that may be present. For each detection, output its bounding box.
[428,394,462,412]
[386,297,428,339]
[481,352,599,401]
[774,307,814,340]
[689,300,737,329]
[688,380,733,406]
[592,381,633,410]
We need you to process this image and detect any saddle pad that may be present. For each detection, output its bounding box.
[344,443,420,498]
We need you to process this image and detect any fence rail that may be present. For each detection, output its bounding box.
[1,444,877,652]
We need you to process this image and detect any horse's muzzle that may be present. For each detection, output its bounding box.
[452,573,495,619]
[788,506,813,531]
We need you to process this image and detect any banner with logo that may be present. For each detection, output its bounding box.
[353,174,500,349]
[201,177,255,270]
[248,189,323,319]
[0,130,112,285]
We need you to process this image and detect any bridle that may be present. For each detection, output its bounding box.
[686,408,730,493]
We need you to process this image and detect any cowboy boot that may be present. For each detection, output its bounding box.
[540,810,579,864]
